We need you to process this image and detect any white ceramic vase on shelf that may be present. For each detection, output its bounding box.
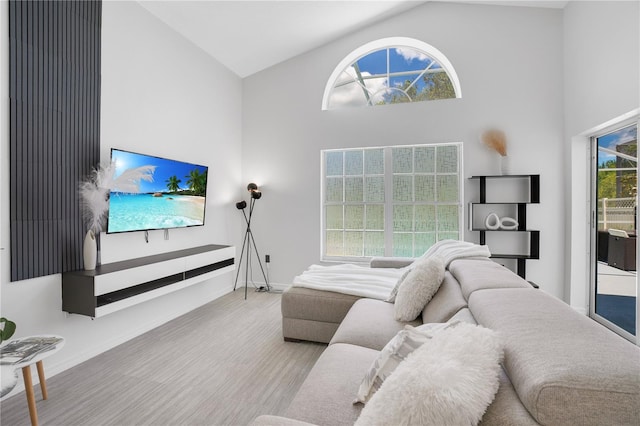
[484,213,519,231]
[485,213,501,230]
[499,155,511,175]
[83,229,97,271]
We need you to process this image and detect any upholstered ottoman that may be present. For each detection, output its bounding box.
[282,258,412,343]
[281,287,361,343]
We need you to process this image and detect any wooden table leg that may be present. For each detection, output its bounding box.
[22,365,39,426]
[36,361,48,400]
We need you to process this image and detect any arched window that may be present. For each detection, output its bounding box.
[322,37,461,110]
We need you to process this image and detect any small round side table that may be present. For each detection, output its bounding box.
[1,364,19,397]
[1,335,65,426]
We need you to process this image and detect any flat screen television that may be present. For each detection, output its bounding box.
[107,148,208,234]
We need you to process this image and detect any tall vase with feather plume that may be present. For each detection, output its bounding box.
[480,129,509,175]
[79,161,156,270]
[83,229,98,270]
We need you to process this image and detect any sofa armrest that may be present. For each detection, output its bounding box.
[370,256,414,269]
[251,415,318,426]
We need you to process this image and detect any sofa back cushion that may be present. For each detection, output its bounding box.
[447,307,477,325]
[330,299,421,351]
[469,288,640,426]
[449,259,530,301]
[284,343,376,425]
[479,368,538,426]
[421,270,467,323]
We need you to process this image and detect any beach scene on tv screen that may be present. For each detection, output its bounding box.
[108,150,208,233]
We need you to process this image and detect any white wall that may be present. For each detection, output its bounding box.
[0,1,243,397]
[564,1,639,137]
[2,0,634,397]
[564,1,640,312]
[242,2,565,297]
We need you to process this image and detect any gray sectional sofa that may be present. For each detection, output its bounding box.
[255,257,640,426]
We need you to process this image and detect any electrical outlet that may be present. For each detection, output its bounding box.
[265,254,271,263]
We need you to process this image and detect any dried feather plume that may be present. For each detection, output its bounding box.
[79,161,156,233]
[481,129,507,157]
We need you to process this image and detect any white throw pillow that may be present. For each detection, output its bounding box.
[355,323,504,426]
[394,256,445,321]
[385,268,411,303]
[353,323,454,404]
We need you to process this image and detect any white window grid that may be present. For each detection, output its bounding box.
[322,37,462,110]
[321,143,463,262]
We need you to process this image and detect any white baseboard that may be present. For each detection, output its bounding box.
[268,282,290,292]
[571,305,588,316]
[236,280,290,293]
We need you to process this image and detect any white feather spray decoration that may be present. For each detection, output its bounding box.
[79,161,156,233]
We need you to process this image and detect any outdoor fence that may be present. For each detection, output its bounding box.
[598,197,637,231]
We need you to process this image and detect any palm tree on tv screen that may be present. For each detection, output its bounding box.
[166,175,181,193]
[185,169,207,196]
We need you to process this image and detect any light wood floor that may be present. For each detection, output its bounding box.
[1,290,326,426]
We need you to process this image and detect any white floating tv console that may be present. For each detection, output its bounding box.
[62,244,235,318]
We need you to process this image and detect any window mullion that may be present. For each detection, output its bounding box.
[386,48,390,90]
[342,151,346,256]
[410,147,415,256]
[434,147,439,242]
[384,147,394,257]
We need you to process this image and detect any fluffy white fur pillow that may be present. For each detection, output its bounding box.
[394,256,445,321]
[355,322,504,426]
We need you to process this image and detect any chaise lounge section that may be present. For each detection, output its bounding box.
[281,287,361,344]
[257,257,640,425]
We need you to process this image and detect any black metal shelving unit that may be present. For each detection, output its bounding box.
[469,174,540,278]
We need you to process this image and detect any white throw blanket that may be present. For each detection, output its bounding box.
[417,239,491,267]
[292,240,490,300]
[292,264,404,300]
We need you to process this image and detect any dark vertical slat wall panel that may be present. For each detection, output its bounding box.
[45,0,53,276]
[9,0,102,281]
[52,2,61,276]
[8,1,16,279]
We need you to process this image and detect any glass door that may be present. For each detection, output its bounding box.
[591,123,637,341]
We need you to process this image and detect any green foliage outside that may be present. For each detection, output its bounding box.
[598,144,637,200]
[417,72,456,101]
[597,142,637,231]
[384,71,455,105]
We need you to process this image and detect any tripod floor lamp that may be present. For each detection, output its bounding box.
[234,183,270,299]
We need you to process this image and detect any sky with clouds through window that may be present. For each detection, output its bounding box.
[328,47,447,108]
[597,125,638,166]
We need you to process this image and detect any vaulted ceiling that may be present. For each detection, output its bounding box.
[137,0,569,78]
